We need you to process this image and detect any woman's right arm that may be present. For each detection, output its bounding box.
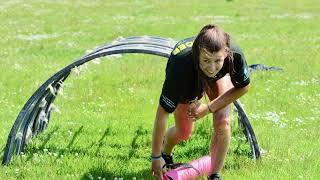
[151,104,169,179]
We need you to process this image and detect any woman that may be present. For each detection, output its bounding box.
[151,24,250,180]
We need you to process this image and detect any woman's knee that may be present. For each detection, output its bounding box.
[213,110,231,135]
[175,128,193,141]
[174,104,193,141]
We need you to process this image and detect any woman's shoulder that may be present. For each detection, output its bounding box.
[171,36,196,57]
[230,41,245,57]
[166,37,196,75]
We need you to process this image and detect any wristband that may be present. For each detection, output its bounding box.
[150,154,162,160]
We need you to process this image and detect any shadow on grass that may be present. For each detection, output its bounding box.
[79,126,153,179]
[18,124,156,179]
[67,125,84,149]
[26,126,83,161]
[223,154,251,170]
[24,126,113,161]
[128,125,150,159]
[92,127,111,156]
[177,143,210,159]
[81,166,153,179]
[1,145,5,154]
[39,125,60,150]
[25,125,60,161]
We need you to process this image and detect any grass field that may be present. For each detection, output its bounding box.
[0,0,319,179]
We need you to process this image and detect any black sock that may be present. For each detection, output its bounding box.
[208,173,221,180]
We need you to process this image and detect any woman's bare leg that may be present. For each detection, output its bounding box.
[206,76,233,174]
[162,104,193,155]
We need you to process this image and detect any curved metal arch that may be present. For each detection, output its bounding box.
[2,36,177,165]
[2,36,261,165]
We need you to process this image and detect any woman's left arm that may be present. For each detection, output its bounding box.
[208,84,250,113]
[188,84,250,121]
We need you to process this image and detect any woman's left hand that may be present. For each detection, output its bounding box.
[188,99,209,121]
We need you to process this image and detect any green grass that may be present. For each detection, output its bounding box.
[1,0,320,179]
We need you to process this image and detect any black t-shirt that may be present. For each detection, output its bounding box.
[159,37,250,113]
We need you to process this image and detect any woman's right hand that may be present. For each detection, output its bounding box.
[151,158,166,180]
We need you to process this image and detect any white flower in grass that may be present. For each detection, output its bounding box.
[270,13,290,19]
[297,93,306,102]
[72,66,81,77]
[106,54,122,59]
[294,118,303,124]
[279,111,286,115]
[14,63,22,70]
[265,112,288,128]
[128,87,134,93]
[33,154,39,162]
[75,153,79,157]
[311,78,320,84]
[116,36,124,41]
[86,49,93,54]
[293,80,308,86]
[279,123,286,128]
[67,42,76,48]
[92,58,101,64]
[43,149,48,152]
[88,173,94,180]
[249,113,262,120]
[296,14,312,20]
[265,112,280,123]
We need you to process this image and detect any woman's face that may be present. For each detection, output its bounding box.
[199,48,227,78]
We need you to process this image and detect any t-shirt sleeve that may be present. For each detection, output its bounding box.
[159,57,181,113]
[230,52,250,88]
